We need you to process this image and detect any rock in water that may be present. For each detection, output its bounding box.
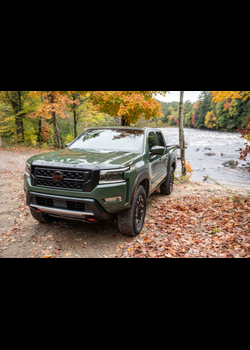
[222,160,239,167]
[205,153,215,156]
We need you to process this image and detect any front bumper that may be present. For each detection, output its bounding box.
[24,174,130,215]
[26,191,114,221]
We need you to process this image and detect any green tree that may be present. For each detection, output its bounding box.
[0,91,27,141]
[194,91,212,128]
[0,91,40,143]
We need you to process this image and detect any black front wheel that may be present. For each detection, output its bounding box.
[117,185,146,236]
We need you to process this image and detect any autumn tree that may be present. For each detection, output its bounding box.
[89,91,168,126]
[27,91,168,148]
[211,91,250,168]
[29,91,82,148]
[68,92,104,139]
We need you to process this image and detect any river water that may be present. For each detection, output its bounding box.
[160,128,250,191]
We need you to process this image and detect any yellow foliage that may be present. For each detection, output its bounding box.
[65,134,74,143]
[205,111,217,129]
[211,91,250,102]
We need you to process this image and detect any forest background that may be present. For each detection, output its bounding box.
[0,91,250,149]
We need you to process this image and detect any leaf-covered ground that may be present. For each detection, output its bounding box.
[115,187,250,258]
[1,148,250,258]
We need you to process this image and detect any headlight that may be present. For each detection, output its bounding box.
[25,162,31,177]
[99,167,129,184]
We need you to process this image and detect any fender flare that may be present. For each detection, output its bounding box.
[169,151,177,170]
[130,170,150,204]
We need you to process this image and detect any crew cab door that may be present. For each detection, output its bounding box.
[156,131,169,173]
[148,131,167,190]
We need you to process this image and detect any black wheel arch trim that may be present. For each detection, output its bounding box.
[130,170,150,204]
[169,152,177,170]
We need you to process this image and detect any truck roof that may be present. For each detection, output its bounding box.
[84,126,162,132]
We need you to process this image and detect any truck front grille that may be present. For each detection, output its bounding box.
[33,167,92,192]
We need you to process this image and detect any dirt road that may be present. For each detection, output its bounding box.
[0,148,247,258]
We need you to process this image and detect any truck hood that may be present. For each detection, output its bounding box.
[28,148,142,170]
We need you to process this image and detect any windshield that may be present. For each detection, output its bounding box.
[69,129,144,153]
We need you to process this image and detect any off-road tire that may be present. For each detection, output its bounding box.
[160,166,174,195]
[117,185,146,236]
[30,207,53,223]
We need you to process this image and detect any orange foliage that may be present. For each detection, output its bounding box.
[182,161,193,179]
[28,91,81,120]
[193,101,199,109]
[28,91,168,126]
[89,91,168,124]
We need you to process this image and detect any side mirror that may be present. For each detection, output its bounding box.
[65,143,70,148]
[150,146,165,155]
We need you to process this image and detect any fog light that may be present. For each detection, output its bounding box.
[105,197,122,203]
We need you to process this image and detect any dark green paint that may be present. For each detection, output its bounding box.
[24,128,177,217]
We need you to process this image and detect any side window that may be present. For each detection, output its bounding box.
[156,132,165,147]
[148,132,156,151]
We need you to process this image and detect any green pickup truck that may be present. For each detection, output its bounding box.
[24,127,177,236]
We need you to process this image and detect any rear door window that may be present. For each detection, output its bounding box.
[156,132,165,147]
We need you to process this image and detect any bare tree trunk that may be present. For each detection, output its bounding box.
[38,95,44,144]
[74,109,77,139]
[179,91,186,176]
[17,91,25,142]
[52,111,62,149]
[115,116,122,126]
[72,93,77,139]
[48,93,62,149]
[115,116,130,126]
[5,91,25,142]
[0,134,2,147]
[122,116,130,126]
[15,113,24,142]
[38,116,43,144]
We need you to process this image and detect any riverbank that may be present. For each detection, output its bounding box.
[160,127,250,191]
[0,148,249,258]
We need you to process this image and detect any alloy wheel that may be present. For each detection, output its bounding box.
[135,195,145,227]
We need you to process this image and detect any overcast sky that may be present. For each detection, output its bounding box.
[156,91,202,103]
